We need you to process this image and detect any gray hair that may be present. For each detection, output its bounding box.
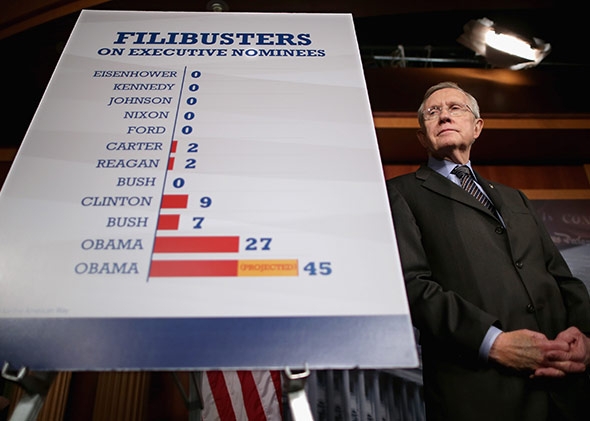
[417,81,481,128]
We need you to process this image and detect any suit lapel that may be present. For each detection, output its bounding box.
[473,170,506,217]
[417,165,501,220]
[416,165,473,207]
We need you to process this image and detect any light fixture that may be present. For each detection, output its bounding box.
[206,0,229,12]
[457,17,551,70]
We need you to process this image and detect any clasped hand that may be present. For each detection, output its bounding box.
[489,326,590,377]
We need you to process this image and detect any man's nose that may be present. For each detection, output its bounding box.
[438,109,452,121]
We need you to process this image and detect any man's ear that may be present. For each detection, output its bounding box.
[473,118,484,140]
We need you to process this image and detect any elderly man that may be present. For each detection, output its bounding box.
[387,81,590,421]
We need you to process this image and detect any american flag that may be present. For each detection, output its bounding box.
[201,370,283,421]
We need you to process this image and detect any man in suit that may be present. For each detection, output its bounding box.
[386,81,590,421]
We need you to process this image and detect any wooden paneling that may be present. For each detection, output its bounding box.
[0,0,110,39]
[368,67,590,165]
[522,189,590,199]
[365,67,590,115]
[382,165,420,180]
[92,372,150,421]
[476,165,590,189]
[376,127,590,165]
[146,372,191,421]
[64,372,100,420]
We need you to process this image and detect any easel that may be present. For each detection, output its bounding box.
[284,366,314,420]
[2,363,314,421]
[171,371,203,421]
[1,363,55,421]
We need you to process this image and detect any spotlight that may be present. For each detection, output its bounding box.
[457,17,551,70]
[206,0,229,12]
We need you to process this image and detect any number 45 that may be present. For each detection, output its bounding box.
[303,262,332,276]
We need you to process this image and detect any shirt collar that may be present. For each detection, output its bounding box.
[427,156,473,179]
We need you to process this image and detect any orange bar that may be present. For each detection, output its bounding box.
[150,260,238,277]
[161,194,188,209]
[237,260,299,276]
[153,236,240,253]
[157,214,180,230]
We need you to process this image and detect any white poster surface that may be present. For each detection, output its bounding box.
[0,10,416,371]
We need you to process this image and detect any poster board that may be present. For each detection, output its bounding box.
[0,10,417,371]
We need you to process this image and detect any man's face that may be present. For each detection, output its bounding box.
[417,88,483,162]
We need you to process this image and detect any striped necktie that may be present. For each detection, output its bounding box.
[451,165,496,212]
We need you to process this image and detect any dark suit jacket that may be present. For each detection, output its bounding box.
[387,165,590,421]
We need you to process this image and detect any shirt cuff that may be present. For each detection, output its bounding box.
[479,326,503,361]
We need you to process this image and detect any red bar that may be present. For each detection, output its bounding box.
[157,214,180,230]
[149,260,238,277]
[161,194,188,209]
[170,140,178,153]
[153,236,240,253]
[168,157,175,170]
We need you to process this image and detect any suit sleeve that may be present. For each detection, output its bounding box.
[387,182,500,358]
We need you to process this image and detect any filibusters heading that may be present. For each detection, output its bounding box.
[114,31,313,46]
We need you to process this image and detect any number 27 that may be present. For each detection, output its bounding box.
[244,237,272,251]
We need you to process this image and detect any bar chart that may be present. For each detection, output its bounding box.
[148,67,306,279]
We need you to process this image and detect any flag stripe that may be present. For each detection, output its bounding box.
[238,371,267,420]
[201,370,283,421]
[270,370,282,409]
[207,371,237,421]
[257,370,283,420]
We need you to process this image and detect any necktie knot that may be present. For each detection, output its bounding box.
[451,165,472,180]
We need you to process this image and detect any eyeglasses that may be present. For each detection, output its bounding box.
[422,103,474,121]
